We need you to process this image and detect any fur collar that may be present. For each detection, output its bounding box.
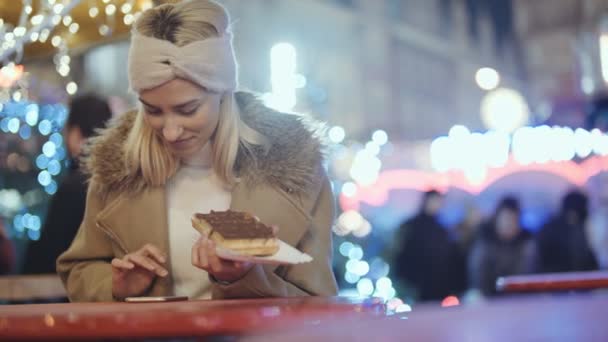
[83,92,326,197]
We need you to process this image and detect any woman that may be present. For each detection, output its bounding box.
[57,0,337,302]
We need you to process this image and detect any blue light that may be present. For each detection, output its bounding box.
[25,104,39,126]
[369,258,390,279]
[8,118,20,133]
[348,246,364,261]
[26,214,36,229]
[344,271,360,284]
[50,132,63,146]
[356,278,374,297]
[38,120,52,135]
[13,214,24,232]
[339,241,354,257]
[36,155,49,169]
[372,130,389,146]
[2,100,70,242]
[38,170,52,186]
[0,118,9,132]
[346,259,358,273]
[19,125,31,139]
[42,141,56,157]
[30,216,41,231]
[54,105,68,125]
[47,159,61,175]
[27,229,41,241]
[40,104,52,119]
[45,180,58,195]
[55,147,66,161]
[375,277,393,293]
[23,213,31,227]
[353,260,370,277]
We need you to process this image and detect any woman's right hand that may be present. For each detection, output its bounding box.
[111,244,168,300]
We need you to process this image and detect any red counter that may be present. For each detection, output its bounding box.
[497,270,608,293]
[245,293,608,341]
[0,296,385,340]
[3,292,608,341]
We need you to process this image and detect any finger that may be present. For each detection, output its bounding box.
[111,258,134,270]
[271,225,279,235]
[192,240,201,267]
[236,261,251,268]
[207,240,223,273]
[198,227,211,239]
[140,256,168,277]
[127,254,168,276]
[141,244,167,264]
[198,239,209,269]
[233,261,252,270]
[125,254,155,271]
[195,235,208,246]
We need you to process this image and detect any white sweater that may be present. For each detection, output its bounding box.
[166,144,231,299]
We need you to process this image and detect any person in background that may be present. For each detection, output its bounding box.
[394,190,458,302]
[22,94,112,274]
[587,209,608,270]
[451,202,482,295]
[537,190,597,273]
[468,196,537,297]
[0,220,16,275]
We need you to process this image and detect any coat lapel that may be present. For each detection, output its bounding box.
[96,187,169,254]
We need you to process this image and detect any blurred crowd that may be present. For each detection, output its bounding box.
[391,189,607,302]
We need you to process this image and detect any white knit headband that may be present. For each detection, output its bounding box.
[127,32,238,92]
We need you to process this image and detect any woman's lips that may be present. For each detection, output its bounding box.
[170,137,194,150]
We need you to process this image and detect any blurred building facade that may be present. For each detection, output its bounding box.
[5,0,607,149]
[72,0,608,141]
[75,0,522,142]
[514,0,608,128]
[220,0,524,141]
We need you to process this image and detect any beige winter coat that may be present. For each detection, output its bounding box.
[57,92,338,302]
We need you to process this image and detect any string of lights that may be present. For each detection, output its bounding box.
[0,99,67,241]
[1,0,146,97]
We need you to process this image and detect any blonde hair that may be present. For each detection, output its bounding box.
[125,0,266,187]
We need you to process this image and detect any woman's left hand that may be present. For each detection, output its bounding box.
[191,235,254,283]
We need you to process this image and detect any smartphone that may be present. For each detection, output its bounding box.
[124,296,189,303]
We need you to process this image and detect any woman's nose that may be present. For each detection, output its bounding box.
[162,119,183,142]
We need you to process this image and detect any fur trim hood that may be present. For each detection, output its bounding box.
[83,92,327,197]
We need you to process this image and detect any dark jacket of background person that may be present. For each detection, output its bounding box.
[537,190,598,273]
[394,190,459,302]
[22,94,112,274]
[468,197,537,296]
[21,162,88,274]
[0,221,16,274]
[451,204,482,295]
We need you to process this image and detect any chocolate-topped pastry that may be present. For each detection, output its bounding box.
[193,211,274,239]
[191,210,279,256]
